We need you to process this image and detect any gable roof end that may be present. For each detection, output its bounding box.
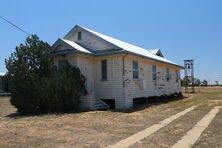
[61,25,183,68]
[61,39,92,54]
[51,38,92,54]
[78,26,182,68]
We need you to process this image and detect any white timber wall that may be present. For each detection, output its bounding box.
[123,55,181,108]
[65,28,118,51]
[53,54,126,109]
[53,53,182,109]
[94,54,125,109]
[53,54,96,109]
[76,54,96,109]
[53,54,78,67]
[75,54,126,109]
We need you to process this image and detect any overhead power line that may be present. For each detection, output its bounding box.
[0,15,30,36]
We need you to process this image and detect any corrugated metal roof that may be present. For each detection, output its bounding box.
[149,49,160,54]
[56,25,182,68]
[61,39,92,54]
[81,26,177,65]
[149,49,164,57]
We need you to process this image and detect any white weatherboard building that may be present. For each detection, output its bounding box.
[51,25,183,110]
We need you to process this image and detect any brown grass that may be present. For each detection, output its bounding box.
[0,86,222,148]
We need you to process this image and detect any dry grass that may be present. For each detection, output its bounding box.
[132,105,212,148]
[0,86,222,148]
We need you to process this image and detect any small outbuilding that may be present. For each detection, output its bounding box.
[0,72,9,93]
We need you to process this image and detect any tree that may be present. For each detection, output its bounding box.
[195,79,201,86]
[6,35,52,77]
[5,35,52,113]
[202,80,208,86]
[5,35,86,114]
[215,81,219,86]
[181,76,190,87]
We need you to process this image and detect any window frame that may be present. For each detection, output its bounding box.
[166,67,170,82]
[176,70,180,82]
[152,65,157,81]
[132,61,139,79]
[77,31,82,40]
[101,59,107,81]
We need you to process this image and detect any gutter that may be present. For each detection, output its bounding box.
[94,50,183,69]
[51,47,183,69]
[122,50,184,69]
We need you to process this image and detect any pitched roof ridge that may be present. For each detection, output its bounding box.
[80,26,149,51]
[78,26,176,65]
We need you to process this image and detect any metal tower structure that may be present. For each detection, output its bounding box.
[184,60,195,93]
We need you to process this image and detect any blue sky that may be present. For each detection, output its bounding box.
[0,0,222,84]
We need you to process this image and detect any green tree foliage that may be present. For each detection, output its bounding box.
[5,35,86,114]
[202,80,208,86]
[215,81,219,86]
[182,77,202,87]
[181,76,190,87]
[195,79,201,86]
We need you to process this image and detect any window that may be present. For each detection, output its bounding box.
[101,60,107,80]
[58,60,68,71]
[166,67,170,81]
[77,31,82,40]
[152,65,157,81]
[176,70,180,82]
[133,61,139,79]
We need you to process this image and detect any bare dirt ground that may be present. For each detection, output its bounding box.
[0,86,222,148]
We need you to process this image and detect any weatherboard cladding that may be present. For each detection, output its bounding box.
[79,26,182,67]
[65,27,118,51]
[123,55,181,105]
[93,55,125,109]
[75,54,125,109]
[52,25,182,109]
[55,25,183,68]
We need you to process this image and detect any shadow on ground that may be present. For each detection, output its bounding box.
[117,95,188,113]
[4,95,188,118]
[4,110,80,119]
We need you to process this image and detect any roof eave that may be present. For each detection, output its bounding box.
[50,50,93,57]
[50,49,183,69]
[93,50,183,68]
[122,50,184,69]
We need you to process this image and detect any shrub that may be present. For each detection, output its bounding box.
[42,65,87,112]
[5,35,86,114]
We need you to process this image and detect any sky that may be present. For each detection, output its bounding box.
[0,0,222,84]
